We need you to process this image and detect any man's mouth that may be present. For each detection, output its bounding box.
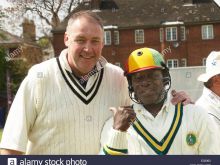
[140,88,155,95]
[80,55,94,59]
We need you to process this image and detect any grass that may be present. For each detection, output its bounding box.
[0,129,2,141]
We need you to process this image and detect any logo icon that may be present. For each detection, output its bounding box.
[8,158,17,165]
[186,133,197,146]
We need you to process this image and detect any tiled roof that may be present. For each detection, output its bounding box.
[0,29,40,48]
[0,29,23,47]
[53,0,220,32]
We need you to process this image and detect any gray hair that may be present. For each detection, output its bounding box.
[66,10,104,33]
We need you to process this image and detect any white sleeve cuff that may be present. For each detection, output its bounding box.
[106,127,128,149]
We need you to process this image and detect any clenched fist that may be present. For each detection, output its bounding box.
[110,106,136,132]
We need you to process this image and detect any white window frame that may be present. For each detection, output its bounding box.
[180,26,186,41]
[104,31,111,45]
[114,31,119,45]
[135,29,144,44]
[115,62,121,67]
[166,27,177,41]
[201,25,214,40]
[181,58,187,67]
[202,58,206,66]
[167,59,179,68]
[160,28,164,42]
[111,50,116,56]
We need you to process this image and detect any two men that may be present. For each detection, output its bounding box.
[102,48,220,155]
[0,11,190,154]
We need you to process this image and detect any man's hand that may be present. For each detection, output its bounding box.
[171,90,194,105]
[110,106,136,132]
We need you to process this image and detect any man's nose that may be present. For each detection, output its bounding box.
[83,42,93,52]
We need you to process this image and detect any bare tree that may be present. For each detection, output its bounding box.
[23,0,80,28]
[2,0,81,37]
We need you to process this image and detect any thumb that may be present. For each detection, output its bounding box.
[110,107,117,115]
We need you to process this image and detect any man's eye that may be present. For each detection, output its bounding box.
[75,39,85,43]
[135,76,144,80]
[92,40,100,43]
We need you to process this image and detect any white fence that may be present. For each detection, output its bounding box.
[170,66,205,101]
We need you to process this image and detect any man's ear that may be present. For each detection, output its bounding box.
[101,40,104,49]
[64,32,69,47]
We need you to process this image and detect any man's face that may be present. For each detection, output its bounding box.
[131,69,165,105]
[211,74,220,97]
[64,17,104,76]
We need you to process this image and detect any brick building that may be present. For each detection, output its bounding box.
[52,0,220,68]
[0,19,43,64]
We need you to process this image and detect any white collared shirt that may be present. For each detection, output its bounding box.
[0,49,130,154]
[196,87,220,126]
[101,93,220,154]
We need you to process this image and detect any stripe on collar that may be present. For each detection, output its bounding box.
[56,58,104,105]
[132,103,183,155]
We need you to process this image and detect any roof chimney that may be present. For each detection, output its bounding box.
[82,0,101,9]
[91,0,101,9]
[22,19,36,42]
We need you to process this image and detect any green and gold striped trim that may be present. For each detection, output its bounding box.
[103,145,128,155]
[133,103,183,155]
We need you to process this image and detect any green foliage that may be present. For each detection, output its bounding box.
[37,37,50,48]
[0,32,8,40]
[0,129,2,141]
[7,59,29,95]
[0,47,29,96]
[0,9,6,29]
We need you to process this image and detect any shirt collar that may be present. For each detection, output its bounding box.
[59,49,72,72]
[202,87,220,108]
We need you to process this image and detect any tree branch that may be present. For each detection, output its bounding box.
[55,0,64,13]
[68,0,75,14]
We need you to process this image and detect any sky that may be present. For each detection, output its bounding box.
[214,0,220,6]
[0,0,48,38]
[0,0,11,8]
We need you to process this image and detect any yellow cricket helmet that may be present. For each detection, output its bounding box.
[124,47,165,75]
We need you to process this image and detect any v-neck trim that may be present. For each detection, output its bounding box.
[132,103,183,155]
[56,57,104,105]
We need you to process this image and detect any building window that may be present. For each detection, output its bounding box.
[202,58,206,66]
[167,59,178,68]
[160,28,164,42]
[104,31,111,45]
[111,50,116,56]
[201,25,214,40]
[135,29,144,44]
[181,58,187,67]
[115,62,121,67]
[180,26,186,41]
[114,31,119,45]
[166,27,177,41]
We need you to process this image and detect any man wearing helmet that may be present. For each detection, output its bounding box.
[101,47,220,155]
